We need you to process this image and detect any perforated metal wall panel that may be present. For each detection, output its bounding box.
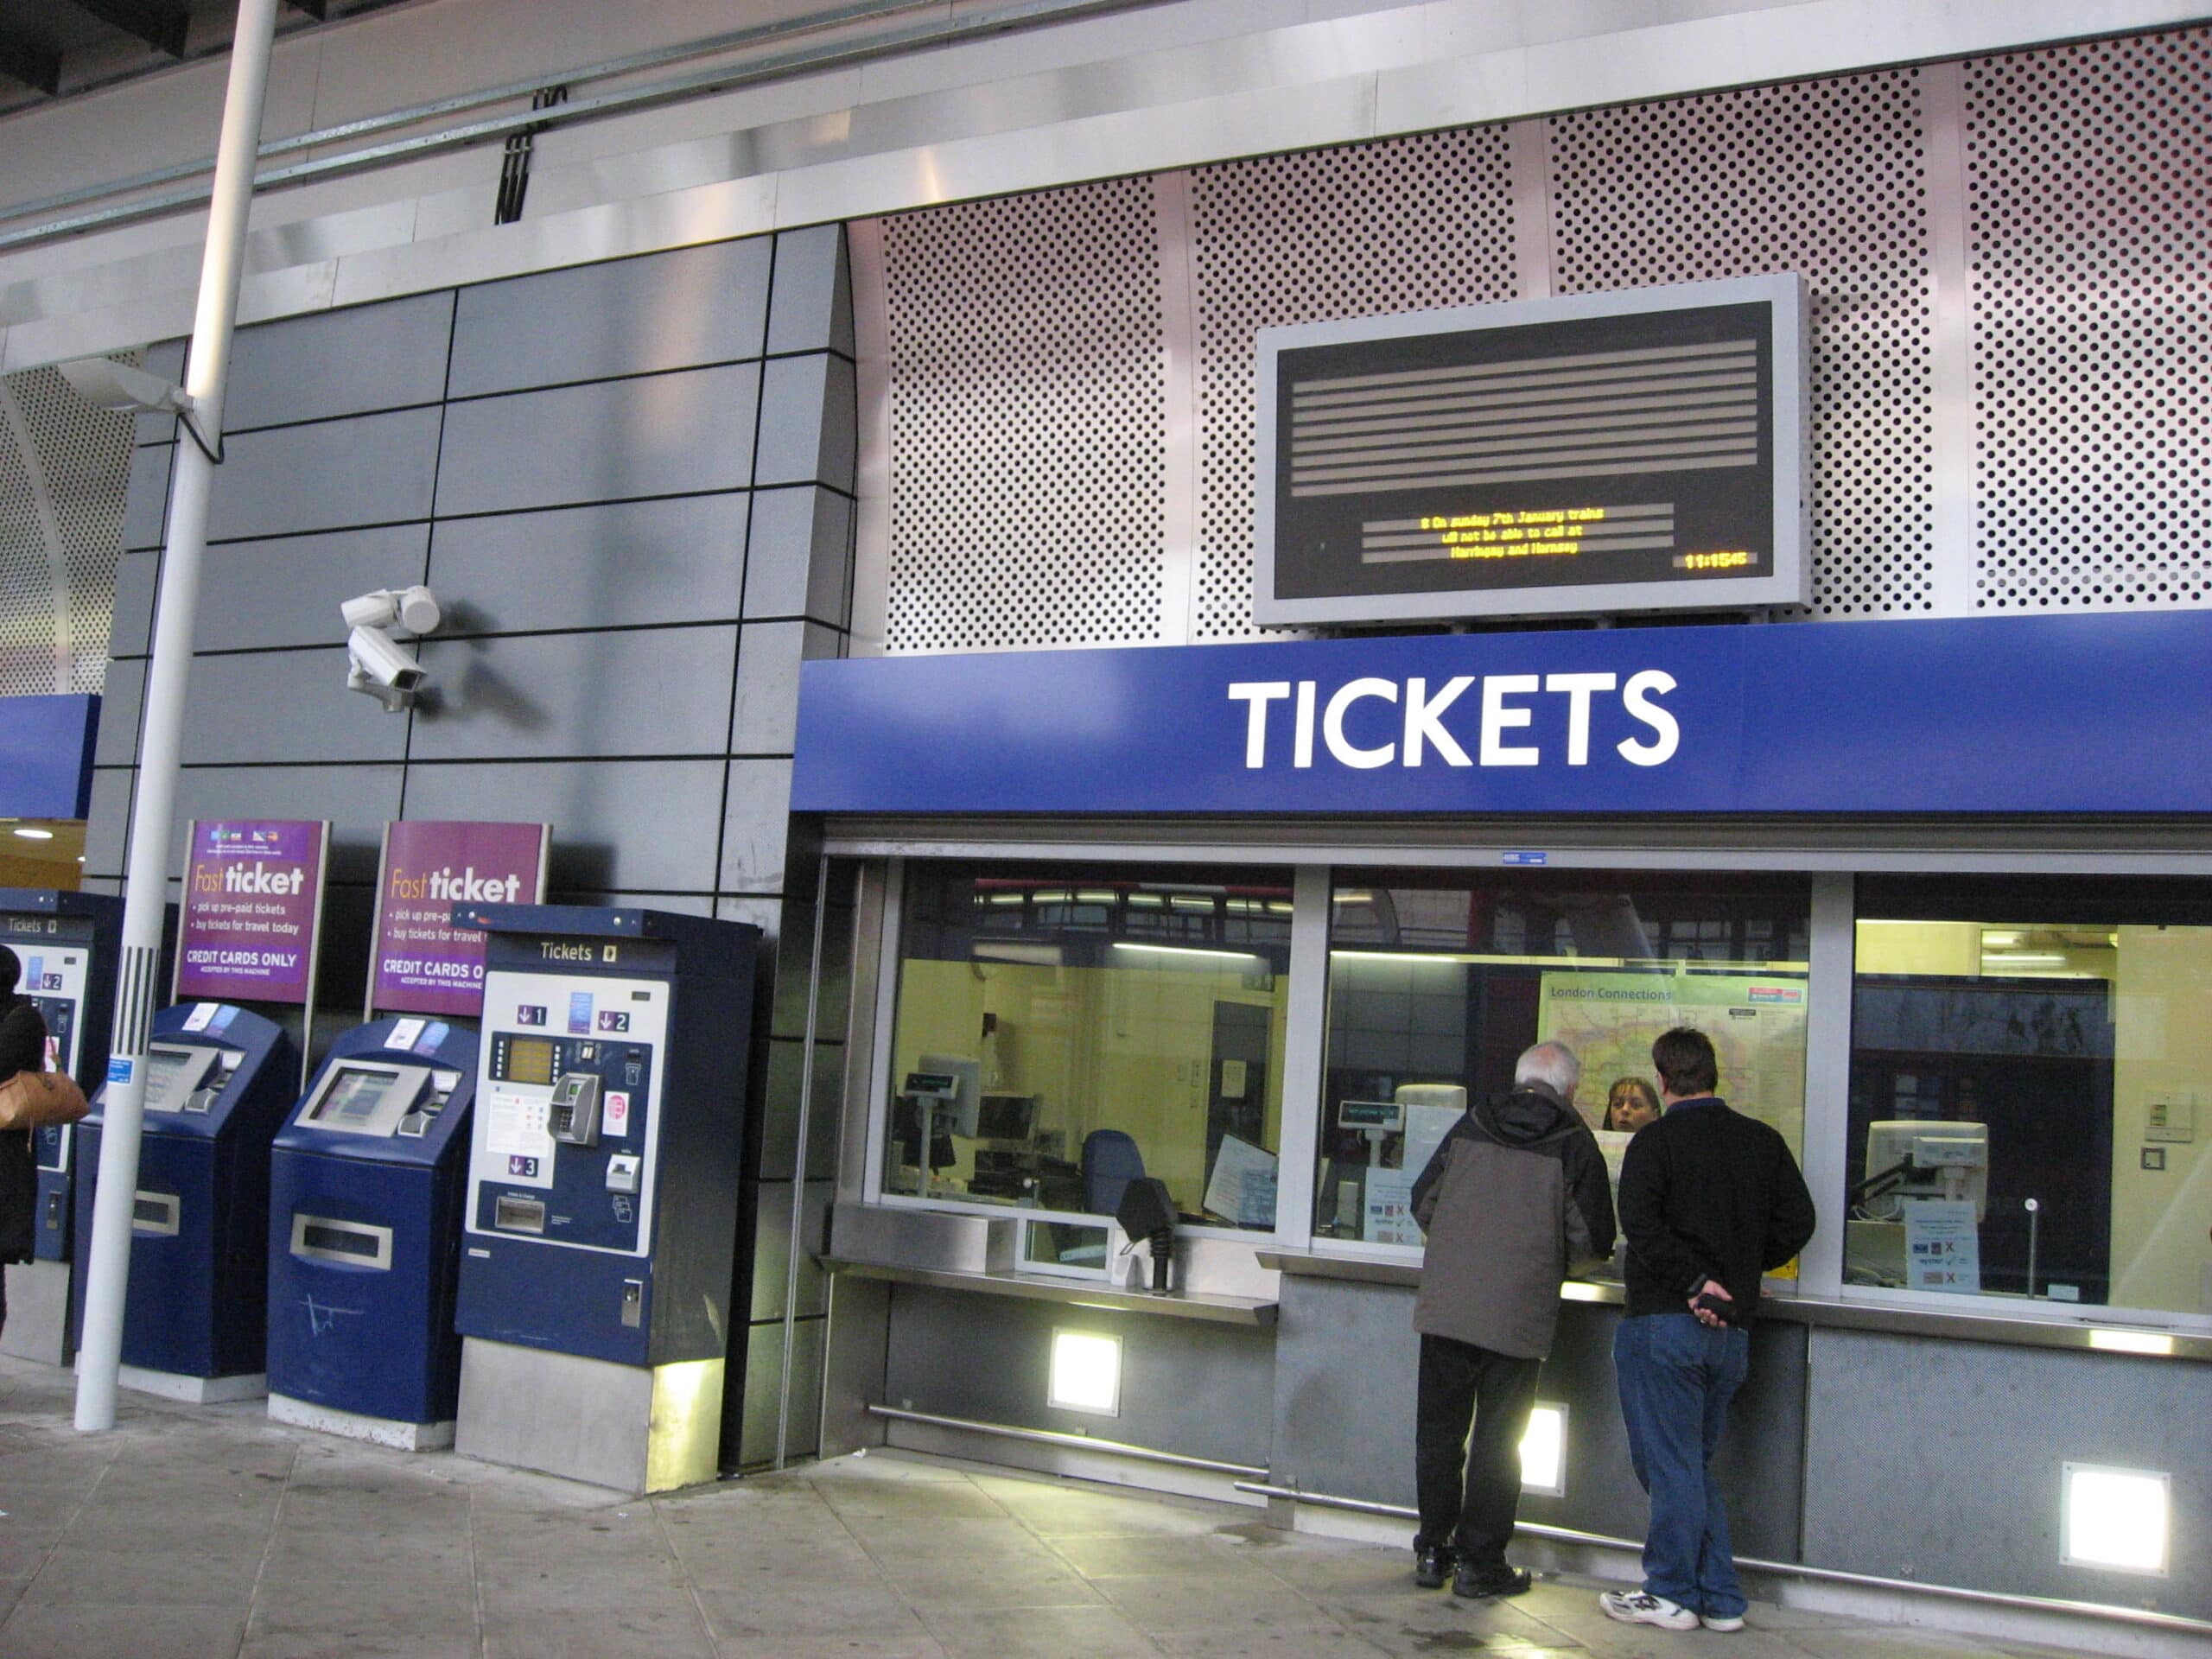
[1963,29,2211,612]
[879,180,1167,652]
[1546,73,1937,620]
[1185,130,1521,641]
[0,362,134,695]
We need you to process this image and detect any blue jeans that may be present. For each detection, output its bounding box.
[1613,1312,1751,1619]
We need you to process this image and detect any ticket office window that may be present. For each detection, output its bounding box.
[1851,876,2212,1323]
[1320,869,1812,1249]
[882,863,1294,1234]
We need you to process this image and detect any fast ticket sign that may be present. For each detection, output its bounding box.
[176,819,328,1004]
[369,821,549,1017]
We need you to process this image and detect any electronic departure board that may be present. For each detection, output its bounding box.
[1255,274,1808,625]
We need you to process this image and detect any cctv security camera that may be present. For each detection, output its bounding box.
[340,585,442,635]
[348,624,427,714]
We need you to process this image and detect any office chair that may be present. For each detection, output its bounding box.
[1081,1128,1146,1217]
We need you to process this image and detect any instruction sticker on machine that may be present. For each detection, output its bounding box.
[484,1088,555,1187]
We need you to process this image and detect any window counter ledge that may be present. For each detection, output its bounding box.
[822,1256,1279,1326]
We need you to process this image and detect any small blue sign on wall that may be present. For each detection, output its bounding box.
[0,694,99,820]
[792,613,2212,818]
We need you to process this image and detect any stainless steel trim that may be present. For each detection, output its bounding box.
[776,849,836,1472]
[823,1255,1278,1326]
[0,1,943,231]
[1255,1250,2212,1362]
[0,0,1159,256]
[1235,1482,2212,1641]
[846,215,893,658]
[1797,872,1854,1297]
[288,1211,394,1270]
[1267,866,1329,1255]
[871,1403,1267,1478]
[818,816,2212,871]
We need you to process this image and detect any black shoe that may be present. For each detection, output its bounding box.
[1452,1561,1532,1599]
[1414,1545,1456,1588]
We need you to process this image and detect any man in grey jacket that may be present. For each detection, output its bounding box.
[1408,1041,1616,1599]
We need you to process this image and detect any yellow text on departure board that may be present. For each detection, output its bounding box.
[1417,507,1607,561]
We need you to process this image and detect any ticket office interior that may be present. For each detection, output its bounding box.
[854,847,2212,1325]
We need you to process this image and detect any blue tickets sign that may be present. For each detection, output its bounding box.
[0,694,99,819]
[791,611,2212,817]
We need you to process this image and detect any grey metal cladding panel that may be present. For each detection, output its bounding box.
[109,550,157,658]
[753,354,856,493]
[758,1035,842,1183]
[173,765,404,885]
[179,648,410,768]
[543,891,715,919]
[224,293,454,432]
[1269,1282,1803,1559]
[92,658,143,768]
[1802,1327,2209,1616]
[122,442,172,550]
[720,758,794,895]
[427,493,748,635]
[432,365,760,518]
[731,620,838,757]
[883,1284,1273,1470]
[206,406,442,542]
[399,760,723,894]
[750,1179,830,1321]
[738,1315,824,1466]
[742,486,852,626]
[83,768,134,878]
[409,626,736,762]
[767,226,853,358]
[195,523,429,652]
[447,237,772,397]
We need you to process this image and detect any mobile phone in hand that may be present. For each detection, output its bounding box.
[1691,1286,1737,1325]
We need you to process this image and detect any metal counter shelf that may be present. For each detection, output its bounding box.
[823,1256,1279,1326]
[1257,1251,2212,1361]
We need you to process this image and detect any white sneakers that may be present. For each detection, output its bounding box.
[1598,1590,1700,1630]
[1701,1611,1747,1631]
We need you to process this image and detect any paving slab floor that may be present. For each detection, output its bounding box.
[0,1354,2103,1658]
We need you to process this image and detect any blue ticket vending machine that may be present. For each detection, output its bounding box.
[0,889,122,1365]
[266,1018,477,1447]
[453,906,756,1494]
[72,1002,297,1400]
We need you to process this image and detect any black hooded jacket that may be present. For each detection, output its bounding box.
[1409,1080,1617,1358]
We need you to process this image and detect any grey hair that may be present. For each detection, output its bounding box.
[1514,1041,1580,1097]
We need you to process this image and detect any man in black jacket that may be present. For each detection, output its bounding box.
[0,944,52,1343]
[1601,1026,1815,1634]
[1408,1041,1615,1599]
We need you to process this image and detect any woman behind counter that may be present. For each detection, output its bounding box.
[1602,1076,1662,1135]
[0,944,53,1344]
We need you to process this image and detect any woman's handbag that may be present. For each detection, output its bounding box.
[0,1067,90,1132]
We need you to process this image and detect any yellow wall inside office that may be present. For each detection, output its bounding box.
[2109,926,2212,1315]
[889,957,1287,1216]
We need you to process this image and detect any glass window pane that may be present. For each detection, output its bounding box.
[1850,877,2212,1319]
[886,863,1293,1231]
[1321,870,1810,1244]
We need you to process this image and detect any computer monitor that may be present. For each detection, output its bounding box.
[1860,1120,1988,1221]
[142,1043,219,1114]
[912,1053,982,1138]
[299,1061,432,1140]
[975,1092,1038,1142]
